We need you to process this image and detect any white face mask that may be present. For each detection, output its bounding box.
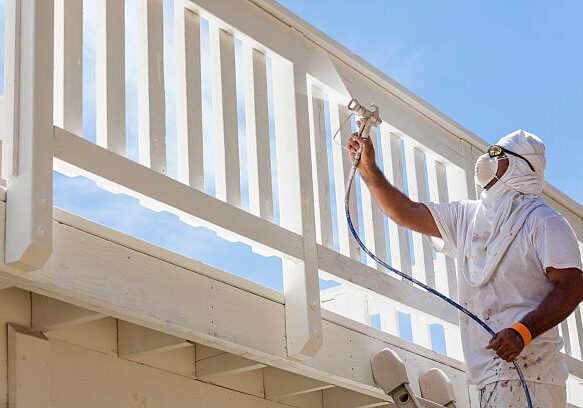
[474,153,499,188]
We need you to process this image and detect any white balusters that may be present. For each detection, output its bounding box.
[378,302,398,335]
[244,46,273,220]
[209,23,241,206]
[136,0,166,174]
[96,0,126,156]
[309,85,333,248]
[427,156,458,300]
[330,102,360,261]
[53,0,83,136]
[360,127,387,270]
[567,312,581,359]
[404,141,435,287]
[175,6,203,189]
[379,128,412,280]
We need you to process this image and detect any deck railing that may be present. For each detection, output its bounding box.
[2,0,583,393]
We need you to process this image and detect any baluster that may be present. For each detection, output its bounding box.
[411,314,431,349]
[96,0,126,156]
[448,139,479,201]
[209,23,240,206]
[272,58,321,358]
[359,127,387,270]
[378,301,398,335]
[444,323,463,360]
[175,6,203,189]
[567,312,581,359]
[562,320,573,356]
[379,128,412,280]
[427,156,458,300]
[309,85,333,247]
[136,0,166,174]
[330,102,360,261]
[54,0,82,136]
[404,141,435,287]
[244,46,273,220]
[574,305,583,360]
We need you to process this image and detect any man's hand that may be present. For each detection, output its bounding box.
[486,328,525,362]
[347,121,377,177]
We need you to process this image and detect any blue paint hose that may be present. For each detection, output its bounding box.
[344,138,533,407]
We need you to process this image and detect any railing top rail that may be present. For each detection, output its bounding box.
[243,0,583,218]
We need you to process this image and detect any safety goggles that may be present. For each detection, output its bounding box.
[487,145,535,172]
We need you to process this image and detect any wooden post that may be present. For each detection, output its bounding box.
[272,58,322,359]
[4,0,55,271]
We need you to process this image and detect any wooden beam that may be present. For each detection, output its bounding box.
[53,127,303,261]
[196,353,266,381]
[264,366,334,399]
[7,324,50,407]
[317,244,458,326]
[323,388,389,408]
[31,293,106,332]
[118,320,191,358]
[4,0,54,271]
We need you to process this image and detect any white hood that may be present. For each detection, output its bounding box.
[461,129,547,287]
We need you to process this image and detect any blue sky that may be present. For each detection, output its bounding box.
[1,0,581,356]
[277,0,583,205]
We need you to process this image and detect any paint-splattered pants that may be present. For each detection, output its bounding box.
[479,380,566,408]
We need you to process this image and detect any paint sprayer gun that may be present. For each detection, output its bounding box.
[344,98,382,203]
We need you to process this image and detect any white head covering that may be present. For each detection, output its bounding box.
[461,129,547,287]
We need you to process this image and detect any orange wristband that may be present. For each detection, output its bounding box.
[509,322,532,347]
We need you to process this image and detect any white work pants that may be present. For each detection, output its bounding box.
[478,380,566,408]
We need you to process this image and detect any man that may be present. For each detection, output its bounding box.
[348,128,583,407]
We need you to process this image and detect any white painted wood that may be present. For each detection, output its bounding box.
[53,127,303,260]
[7,324,50,408]
[43,317,118,356]
[209,23,240,206]
[4,0,54,271]
[330,102,360,261]
[360,127,388,270]
[378,301,398,336]
[244,46,273,220]
[53,0,82,136]
[562,320,573,356]
[574,306,583,361]
[448,140,478,201]
[272,58,322,359]
[118,320,192,358]
[136,0,166,174]
[208,370,266,398]
[426,157,458,300]
[309,85,333,248]
[2,0,21,179]
[96,0,126,155]
[264,367,334,399]
[127,344,196,378]
[443,324,463,361]
[317,244,458,326]
[275,390,324,408]
[404,141,435,287]
[196,353,266,380]
[567,312,581,359]
[378,128,412,280]
[323,388,388,408]
[175,5,203,189]
[411,315,431,350]
[31,293,106,331]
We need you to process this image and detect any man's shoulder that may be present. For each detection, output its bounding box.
[526,200,566,230]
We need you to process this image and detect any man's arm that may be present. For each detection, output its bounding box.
[348,132,440,238]
[486,267,583,362]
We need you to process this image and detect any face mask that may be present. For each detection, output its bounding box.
[474,153,498,188]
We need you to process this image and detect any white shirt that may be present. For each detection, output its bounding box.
[425,199,583,387]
